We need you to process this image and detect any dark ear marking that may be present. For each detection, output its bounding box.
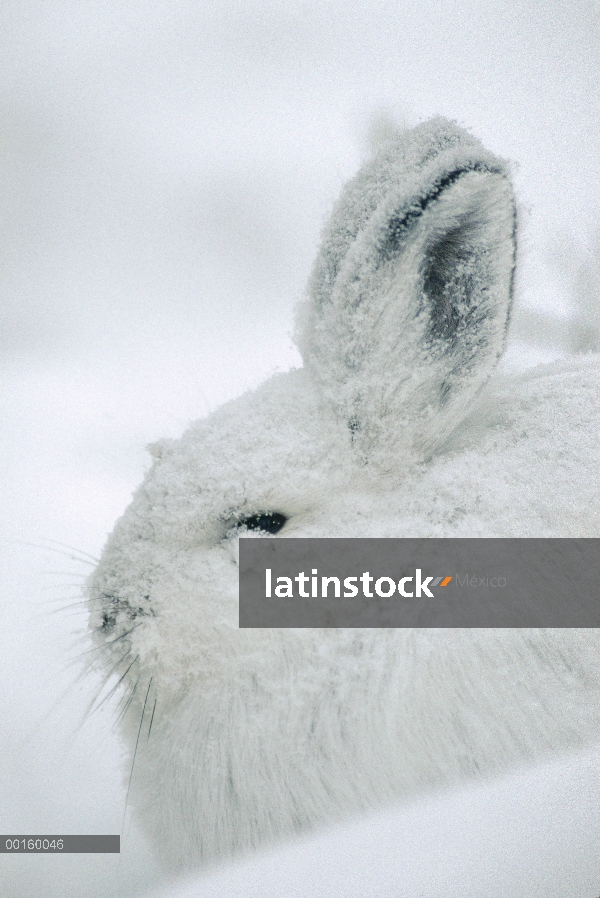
[381,165,502,261]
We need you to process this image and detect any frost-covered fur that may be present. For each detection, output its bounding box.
[88,118,600,872]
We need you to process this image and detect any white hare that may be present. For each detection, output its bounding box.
[87,118,600,876]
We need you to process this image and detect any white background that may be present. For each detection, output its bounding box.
[1,3,599,896]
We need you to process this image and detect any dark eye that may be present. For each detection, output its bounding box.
[238,512,287,534]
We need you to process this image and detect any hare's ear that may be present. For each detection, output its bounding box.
[298,118,516,466]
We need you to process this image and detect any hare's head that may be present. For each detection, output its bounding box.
[90,117,515,692]
[88,117,522,866]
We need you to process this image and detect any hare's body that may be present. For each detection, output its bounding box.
[88,119,600,872]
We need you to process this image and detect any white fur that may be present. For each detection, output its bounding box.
[87,118,600,875]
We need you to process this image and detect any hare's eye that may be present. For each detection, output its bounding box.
[238,512,287,534]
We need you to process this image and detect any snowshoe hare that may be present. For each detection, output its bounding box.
[88,118,600,872]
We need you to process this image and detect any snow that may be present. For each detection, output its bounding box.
[149,748,600,898]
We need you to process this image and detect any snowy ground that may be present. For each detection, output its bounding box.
[149,749,600,898]
[1,3,599,897]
